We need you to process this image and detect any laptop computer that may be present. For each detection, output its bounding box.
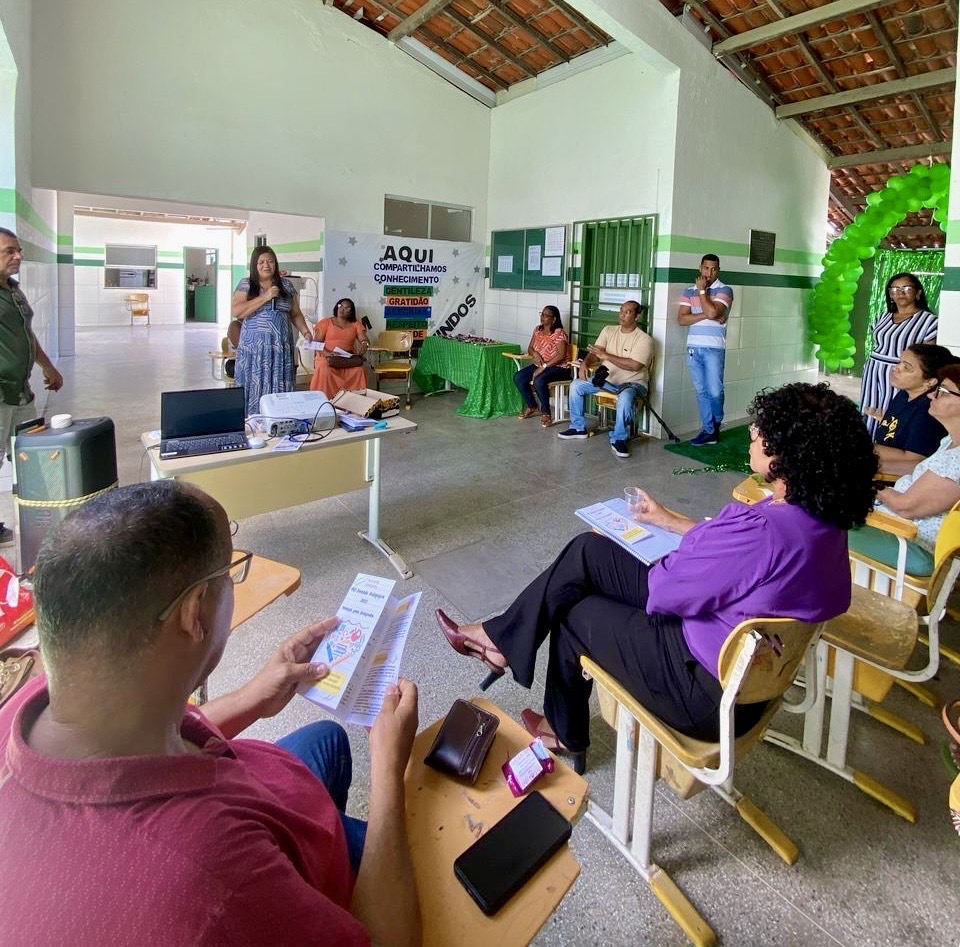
[159,387,250,459]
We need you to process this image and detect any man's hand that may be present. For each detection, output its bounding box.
[241,618,337,719]
[587,344,607,359]
[694,275,709,292]
[369,679,418,783]
[42,365,63,391]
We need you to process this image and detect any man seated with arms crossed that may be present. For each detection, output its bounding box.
[0,480,420,947]
[557,299,652,459]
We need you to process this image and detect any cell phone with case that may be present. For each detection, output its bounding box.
[453,790,573,916]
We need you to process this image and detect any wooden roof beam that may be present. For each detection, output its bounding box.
[443,7,536,76]
[827,140,952,169]
[387,0,454,42]
[776,67,956,119]
[714,0,896,57]
[549,1,608,47]
[492,1,569,63]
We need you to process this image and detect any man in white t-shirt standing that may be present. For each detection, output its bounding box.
[678,254,733,445]
[558,300,652,459]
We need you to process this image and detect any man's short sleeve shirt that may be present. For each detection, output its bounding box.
[596,325,652,386]
[0,678,370,945]
[0,279,37,405]
[681,279,733,350]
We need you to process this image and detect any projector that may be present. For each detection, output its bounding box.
[259,391,337,433]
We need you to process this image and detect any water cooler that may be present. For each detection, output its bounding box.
[14,417,118,569]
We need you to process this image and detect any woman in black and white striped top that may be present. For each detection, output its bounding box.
[860,272,938,438]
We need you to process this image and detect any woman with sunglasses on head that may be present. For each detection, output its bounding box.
[860,272,938,438]
[435,384,876,773]
[851,363,960,578]
[872,343,958,477]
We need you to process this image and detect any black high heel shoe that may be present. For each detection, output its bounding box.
[436,609,506,691]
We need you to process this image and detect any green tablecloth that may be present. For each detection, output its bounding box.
[412,336,524,419]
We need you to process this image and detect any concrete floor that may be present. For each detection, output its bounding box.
[13,324,958,946]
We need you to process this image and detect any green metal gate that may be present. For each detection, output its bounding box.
[569,215,658,349]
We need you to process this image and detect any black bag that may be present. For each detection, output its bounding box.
[590,364,609,388]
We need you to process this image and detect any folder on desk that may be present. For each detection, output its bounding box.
[332,388,400,419]
[575,498,682,565]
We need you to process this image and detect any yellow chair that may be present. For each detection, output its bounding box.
[124,293,150,326]
[761,511,960,822]
[503,343,579,424]
[581,616,822,947]
[592,354,679,442]
[370,330,414,409]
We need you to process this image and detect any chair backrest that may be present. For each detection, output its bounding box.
[717,617,820,704]
[377,330,412,355]
[227,319,242,349]
[568,342,578,363]
[126,293,148,304]
[928,509,960,612]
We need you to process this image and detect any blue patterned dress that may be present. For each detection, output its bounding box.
[233,277,298,417]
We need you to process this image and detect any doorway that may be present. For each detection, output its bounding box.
[184,247,218,322]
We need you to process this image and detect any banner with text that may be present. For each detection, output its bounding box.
[324,232,485,339]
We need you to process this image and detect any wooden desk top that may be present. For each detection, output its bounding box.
[231,555,301,631]
[405,698,588,947]
[141,415,417,477]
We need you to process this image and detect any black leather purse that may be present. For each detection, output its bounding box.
[424,699,499,784]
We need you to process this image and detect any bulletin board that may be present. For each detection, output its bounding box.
[490,225,566,291]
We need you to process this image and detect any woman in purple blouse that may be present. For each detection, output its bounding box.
[436,384,877,773]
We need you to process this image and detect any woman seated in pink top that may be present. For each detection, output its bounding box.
[436,383,877,773]
[513,306,570,427]
[310,298,370,398]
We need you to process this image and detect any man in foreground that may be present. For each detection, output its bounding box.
[557,299,652,459]
[0,227,64,545]
[0,480,420,946]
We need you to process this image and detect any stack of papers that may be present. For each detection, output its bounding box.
[338,414,378,432]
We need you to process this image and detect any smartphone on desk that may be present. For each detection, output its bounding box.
[453,790,572,916]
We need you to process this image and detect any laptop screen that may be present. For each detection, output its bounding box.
[161,387,246,439]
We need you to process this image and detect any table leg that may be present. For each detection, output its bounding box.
[423,379,453,398]
[358,436,413,579]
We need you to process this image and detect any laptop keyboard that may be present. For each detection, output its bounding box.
[164,434,248,456]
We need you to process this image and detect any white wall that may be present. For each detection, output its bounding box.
[71,215,242,326]
[31,0,491,239]
[482,0,830,433]
[485,53,679,347]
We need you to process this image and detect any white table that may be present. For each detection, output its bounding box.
[141,418,417,578]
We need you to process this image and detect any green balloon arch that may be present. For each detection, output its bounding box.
[810,161,951,370]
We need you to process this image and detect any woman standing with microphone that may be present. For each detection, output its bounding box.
[231,246,312,418]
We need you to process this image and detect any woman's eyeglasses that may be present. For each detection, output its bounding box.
[890,285,917,294]
[933,384,960,399]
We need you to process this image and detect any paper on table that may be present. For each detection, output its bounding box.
[542,257,562,277]
[272,435,303,452]
[544,226,565,256]
[527,244,542,272]
[497,255,513,273]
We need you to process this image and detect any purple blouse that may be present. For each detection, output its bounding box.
[647,498,850,676]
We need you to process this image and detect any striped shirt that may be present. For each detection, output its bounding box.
[680,280,734,350]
